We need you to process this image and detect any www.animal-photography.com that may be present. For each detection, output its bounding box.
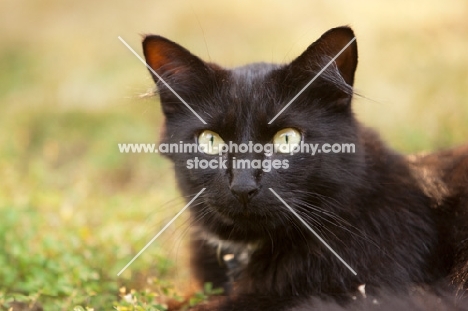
[1,1,467,310]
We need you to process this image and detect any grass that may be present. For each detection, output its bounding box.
[0,105,185,309]
[0,0,467,309]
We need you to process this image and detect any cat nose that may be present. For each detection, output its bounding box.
[230,183,259,205]
[230,171,259,204]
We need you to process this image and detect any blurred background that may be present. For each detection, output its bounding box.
[0,0,467,309]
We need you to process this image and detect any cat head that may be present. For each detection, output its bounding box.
[143,27,365,241]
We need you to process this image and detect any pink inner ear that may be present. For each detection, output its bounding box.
[324,30,357,86]
[327,35,356,74]
[143,37,198,81]
[144,40,174,72]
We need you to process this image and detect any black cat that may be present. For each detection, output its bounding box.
[141,26,468,310]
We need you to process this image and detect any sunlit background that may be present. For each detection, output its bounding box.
[1,0,467,309]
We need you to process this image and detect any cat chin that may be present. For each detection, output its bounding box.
[200,204,290,238]
[193,212,271,244]
[198,217,267,242]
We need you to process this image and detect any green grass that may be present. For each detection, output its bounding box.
[0,106,186,310]
[0,0,467,309]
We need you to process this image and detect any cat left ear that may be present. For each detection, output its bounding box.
[142,35,212,96]
[291,26,358,87]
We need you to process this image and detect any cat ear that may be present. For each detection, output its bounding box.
[290,26,358,87]
[142,35,215,112]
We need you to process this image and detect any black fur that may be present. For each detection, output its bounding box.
[142,27,468,310]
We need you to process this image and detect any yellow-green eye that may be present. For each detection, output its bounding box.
[273,128,302,154]
[198,130,225,155]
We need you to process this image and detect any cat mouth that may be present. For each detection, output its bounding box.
[208,202,276,225]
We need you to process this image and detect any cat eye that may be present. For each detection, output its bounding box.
[273,128,302,154]
[197,130,225,155]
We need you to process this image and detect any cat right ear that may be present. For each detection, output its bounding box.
[292,26,358,87]
[142,35,214,113]
[288,27,358,102]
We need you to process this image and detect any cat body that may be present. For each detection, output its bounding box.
[142,27,468,310]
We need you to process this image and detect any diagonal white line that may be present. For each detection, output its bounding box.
[117,188,206,276]
[268,37,356,124]
[118,36,207,125]
[268,188,357,275]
